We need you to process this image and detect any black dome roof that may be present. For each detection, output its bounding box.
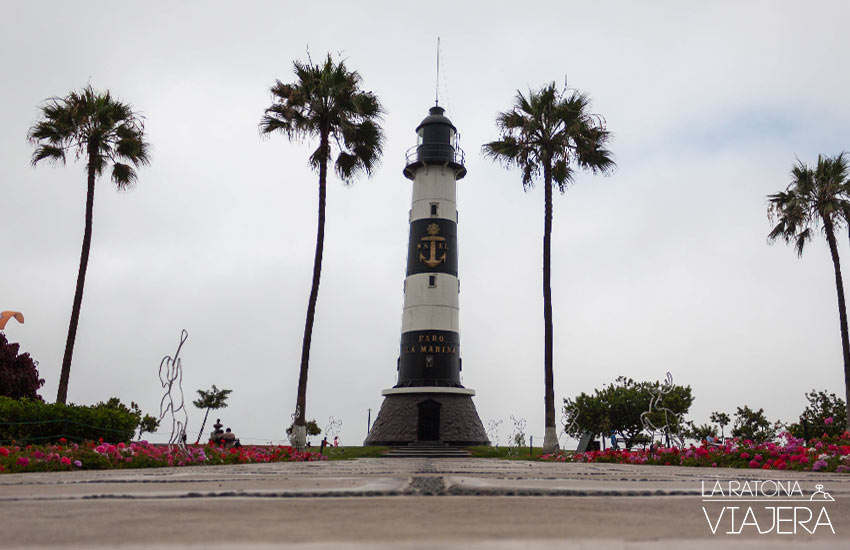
[415,105,456,133]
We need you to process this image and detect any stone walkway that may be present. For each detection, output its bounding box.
[1,458,848,548]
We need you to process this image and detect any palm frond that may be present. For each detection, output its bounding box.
[261,53,384,185]
[767,152,850,255]
[483,79,615,194]
[29,85,149,186]
[30,144,66,166]
[111,162,137,190]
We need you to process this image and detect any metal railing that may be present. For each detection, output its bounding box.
[405,143,465,167]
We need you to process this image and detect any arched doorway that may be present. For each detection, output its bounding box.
[417,399,441,441]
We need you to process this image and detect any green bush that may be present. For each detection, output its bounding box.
[0,396,138,444]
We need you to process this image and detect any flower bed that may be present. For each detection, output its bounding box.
[541,432,850,473]
[0,439,326,473]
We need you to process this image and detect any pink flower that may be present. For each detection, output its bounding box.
[748,460,760,468]
[16,457,29,466]
[825,417,834,425]
[60,457,71,466]
[95,445,106,454]
[73,460,82,467]
[740,452,750,459]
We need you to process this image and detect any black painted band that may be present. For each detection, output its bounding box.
[406,218,458,276]
[397,330,461,387]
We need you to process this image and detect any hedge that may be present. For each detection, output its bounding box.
[0,397,138,444]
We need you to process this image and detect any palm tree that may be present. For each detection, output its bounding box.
[192,384,232,443]
[483,82,615,452]
[260,54,384,447]
[768,153,850,431]
[28,86,150,404]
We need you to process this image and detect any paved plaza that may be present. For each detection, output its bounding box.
[2,457,848,548]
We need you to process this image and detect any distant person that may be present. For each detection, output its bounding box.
[333,436,339,447]
[221,427,237,449]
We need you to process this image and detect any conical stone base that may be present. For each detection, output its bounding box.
[364,390,489,446]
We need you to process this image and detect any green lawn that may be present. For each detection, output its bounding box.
[466,446,560,460]
[318,446,389,460]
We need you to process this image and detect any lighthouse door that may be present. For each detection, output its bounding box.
[417,399,441,441]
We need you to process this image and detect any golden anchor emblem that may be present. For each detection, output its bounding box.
[418,223,447,268]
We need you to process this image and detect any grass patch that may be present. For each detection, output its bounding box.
[466,446,557,460]
[318,446,389,460]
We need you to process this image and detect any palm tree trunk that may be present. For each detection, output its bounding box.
[542,159,558,452]
[196,407,211,444]
[293,130,329,446]
[824,218,850,432]
[57,147,97,404]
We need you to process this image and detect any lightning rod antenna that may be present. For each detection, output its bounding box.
[435,37,440,106]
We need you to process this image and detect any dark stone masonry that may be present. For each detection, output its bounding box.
[364,393,489,446]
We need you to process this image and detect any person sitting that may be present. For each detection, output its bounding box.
[221,427,241,449]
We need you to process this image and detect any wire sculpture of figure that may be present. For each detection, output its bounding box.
[507,415,527,457]
[560,406,579,449]
[325,416,343,454]
[640,371,685,448]
[487,419,503,448]
[159,329,189,454]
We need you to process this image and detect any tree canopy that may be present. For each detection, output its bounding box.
[787,389,847,439]
[192,385,232,411]
[731,406,777,443]
[0,333,45,400]
[563,376,693,445]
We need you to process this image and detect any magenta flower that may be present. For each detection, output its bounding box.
[824,417,834,425]
[16,457,29,466]
[73,460,82,467]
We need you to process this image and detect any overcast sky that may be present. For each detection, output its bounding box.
[2,1,849,446]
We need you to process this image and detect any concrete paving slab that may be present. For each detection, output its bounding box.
[0,457,847,548]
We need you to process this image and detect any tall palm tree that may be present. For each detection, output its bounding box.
[483,82,615,452]
[260,54,384,448]
[28,86,150,404]
[768,153,850,431]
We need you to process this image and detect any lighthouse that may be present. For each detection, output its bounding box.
[364,105,488,446]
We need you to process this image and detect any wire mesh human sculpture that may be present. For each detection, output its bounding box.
[507,415,527,457]
[487,419,503,448]
[158,329,189,454]
[640,371,685,448]
[325,416,343,455]
[560,406,579,449]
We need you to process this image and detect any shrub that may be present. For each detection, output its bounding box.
[0,396,138,444]
[731,405,776,443]
[286,419,322,437]
[0,333,45,400]
[563,376,693,444]
[787,390,846,439]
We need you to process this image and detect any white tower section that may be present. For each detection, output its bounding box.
[402,167,460,334]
